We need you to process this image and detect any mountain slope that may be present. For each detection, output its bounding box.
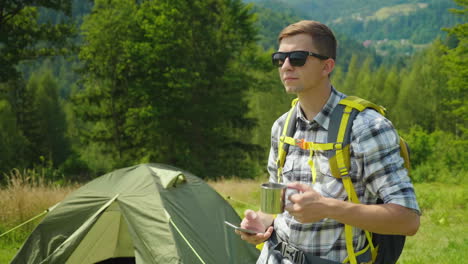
[247,0,462,54]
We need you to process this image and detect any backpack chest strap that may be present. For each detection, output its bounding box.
[279,136,338,151]
[280,135,340,184]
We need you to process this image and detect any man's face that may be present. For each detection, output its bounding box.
[277,34,329,94]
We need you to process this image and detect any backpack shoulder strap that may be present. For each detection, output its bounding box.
[329,96,381,264]
[330,96,410,176]
[339,96,386,115]
[328,96,387,178]
[276,98,298,183]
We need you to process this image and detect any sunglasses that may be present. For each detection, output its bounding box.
[272,50,330,67]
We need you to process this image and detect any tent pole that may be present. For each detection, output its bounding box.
[165,210,206,264]
[0,210,48,238]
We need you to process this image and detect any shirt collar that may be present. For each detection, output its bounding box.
[296,86,346,130]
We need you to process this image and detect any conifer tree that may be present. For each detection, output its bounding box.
[341,54,360,95]
[380,66,400,116]
[442,0,468,136]
[25,70,69,167]
[0,99,28,174]
[354,56,373,98]
[395,42,447,132]
[369,64,387,104]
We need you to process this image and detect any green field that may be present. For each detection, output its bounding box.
[1,181,466,263]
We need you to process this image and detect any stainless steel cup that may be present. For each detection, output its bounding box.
[260,182,287,214]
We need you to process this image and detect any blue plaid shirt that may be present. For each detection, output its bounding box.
[257,87,420,263]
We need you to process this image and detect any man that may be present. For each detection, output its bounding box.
[236,20,420,263]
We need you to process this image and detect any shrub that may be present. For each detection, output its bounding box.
[402,126,467,183]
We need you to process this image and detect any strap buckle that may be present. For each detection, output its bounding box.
[334,142,343,150]
[279,135,286,143]
[278,242,305,264]
[296,139,308,150]
[339,166,349,176]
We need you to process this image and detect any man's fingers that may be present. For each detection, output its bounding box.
[239,231,263,244]
[288,193,302,203]
[263,226,274,239]
[285,202,302,213]
[244,209,257,221]
[287,182,312,193]
[237,225,273,245]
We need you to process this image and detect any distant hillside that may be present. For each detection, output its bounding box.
[246,0,462,55]
[251,3,381,69]
[251,3,302,50]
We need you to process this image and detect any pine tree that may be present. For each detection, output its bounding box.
[355,56,374,98]
[380,66,400,117]
[442,0,468,136]
[341,54,360,95]
[395,42,447,132]
[369,64,387,104]
[25,70,69,167]
[0,99,28,174]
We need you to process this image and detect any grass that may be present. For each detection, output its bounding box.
[209,177,262,216]
[0,169,78,263]
[0,172,466,263]
[397,183,467,263]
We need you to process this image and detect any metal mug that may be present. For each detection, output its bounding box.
[260,182,290,214]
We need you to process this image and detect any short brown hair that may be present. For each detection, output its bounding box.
[278,20,337,60]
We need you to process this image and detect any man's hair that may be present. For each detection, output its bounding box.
[278,20,337,60]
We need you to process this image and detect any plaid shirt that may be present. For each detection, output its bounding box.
[257,87,420,263]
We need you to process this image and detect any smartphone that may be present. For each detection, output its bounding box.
[224,221,259,235]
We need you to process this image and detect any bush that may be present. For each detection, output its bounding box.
[60,152,93,182]
[402,126,467,183]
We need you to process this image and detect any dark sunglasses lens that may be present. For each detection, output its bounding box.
[272,52,308,67]
[289,52,308,66]
[272,53,287,67]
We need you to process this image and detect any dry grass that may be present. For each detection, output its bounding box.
[0,169,79,263]
[0,173,261,228]
[0,169,79,228]
[208,177,264,216]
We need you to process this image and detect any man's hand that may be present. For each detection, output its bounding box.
[235,209,274,245]
[284,182,331,223]
[284,182,420,235]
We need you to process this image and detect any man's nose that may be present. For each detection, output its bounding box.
[281,57,293,71]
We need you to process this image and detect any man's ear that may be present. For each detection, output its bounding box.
[323,58,335,76]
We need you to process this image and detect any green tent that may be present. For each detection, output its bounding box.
[11,163,259,264]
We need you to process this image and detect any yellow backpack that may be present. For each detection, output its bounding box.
[277,96,410,264]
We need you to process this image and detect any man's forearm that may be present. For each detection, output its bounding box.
[326,198,420,236]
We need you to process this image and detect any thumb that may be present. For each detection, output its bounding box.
[244,209,257,221]
[287,182,312,193]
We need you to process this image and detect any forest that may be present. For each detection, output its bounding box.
[0,0,466,184]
